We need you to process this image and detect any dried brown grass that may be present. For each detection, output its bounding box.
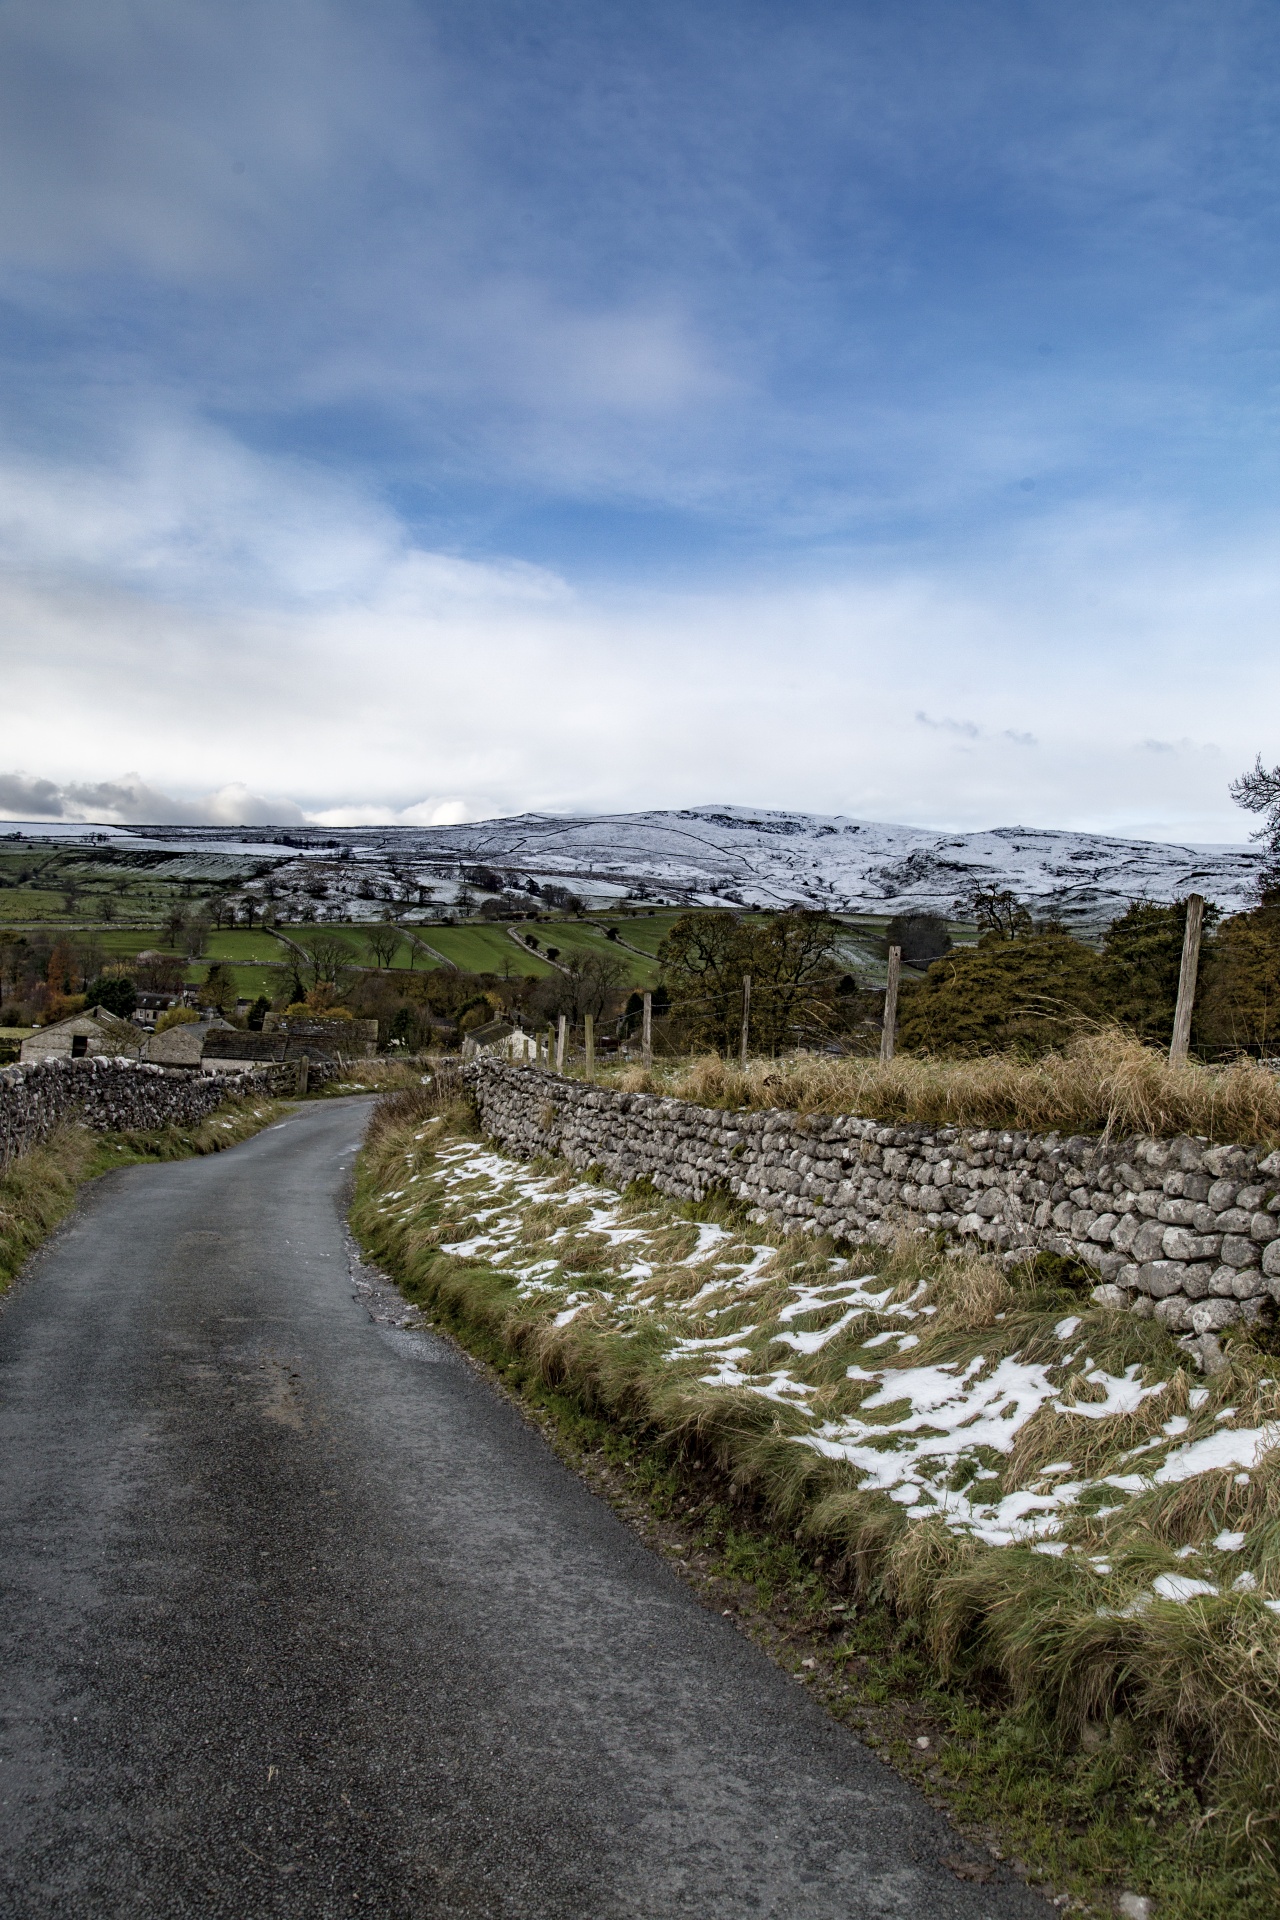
[612,1028,1280,1145]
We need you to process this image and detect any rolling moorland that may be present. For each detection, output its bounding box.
[2,804,1266,923]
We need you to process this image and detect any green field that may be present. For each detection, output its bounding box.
[3,887,971,1009]
[202,929,295,965]
[583,911,675,957]
[410,923,557,977]
[185,962,286,1001]
[536,919,662,984]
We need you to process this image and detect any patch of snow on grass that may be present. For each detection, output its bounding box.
[406,1135,1280,1561]
[1153,1573,1219,1603]
[1154,1427,1280,1484]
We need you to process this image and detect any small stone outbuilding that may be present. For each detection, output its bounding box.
[462,1020,538,1062]
[261,1015,378,1058]
[20,1009,141,1064]
[141,1019,217,1068]
[200,1031,291,1074]
[199,1027,364,1074]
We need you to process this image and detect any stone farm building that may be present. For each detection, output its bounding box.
[20,1010,377,1074]
[20,1008,142,1063]
[200,1021,376,1074]
[142,1020,212,1068]
[462,1019,539,1062]
[261,1015,378,1057]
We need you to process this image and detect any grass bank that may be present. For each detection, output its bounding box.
[601,1029,1280,1148]
[353,1087,1280,1919]
[0,1093,290,1293]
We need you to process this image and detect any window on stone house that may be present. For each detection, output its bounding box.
[70,1034,88,1057]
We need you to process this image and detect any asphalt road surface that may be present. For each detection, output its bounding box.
[0,1098,1048,1919]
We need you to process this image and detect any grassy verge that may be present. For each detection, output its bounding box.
[352,1088,1280,1919]
[599,1029,1280,1148]
[0,1094,291,1293]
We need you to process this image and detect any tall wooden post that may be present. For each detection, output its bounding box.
[641,989,652,1069]
[297,1050,310,1096]
[584,1012,595,1078]
[555,1014,566,1074]
[880,946,901,1065]
[740,973,751,1068]
[1169,893,1205,1066]
[544,1025,553,1069]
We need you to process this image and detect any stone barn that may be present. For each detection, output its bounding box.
[20,1009,141,1064]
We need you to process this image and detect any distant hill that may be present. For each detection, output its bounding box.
[401,807,1262,921]
[22,805,1264,923]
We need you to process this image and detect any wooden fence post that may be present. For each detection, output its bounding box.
[555,1014,566,1075]
[880,946,901,1065]
[584,1012,594,1079]
[740,973,751,1069]
[297,1050,310,1096]
[1169,893,1205,1066]
[642,989,652,1069]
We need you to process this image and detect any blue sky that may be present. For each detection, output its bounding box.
[2,0,1278,838]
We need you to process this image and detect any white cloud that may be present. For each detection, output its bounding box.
[0,416,1273,847]
[307,797,471,828]
[0,769,305,827]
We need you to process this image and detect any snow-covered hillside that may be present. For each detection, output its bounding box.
[47,805,1265,922]
[401,807,1263,920]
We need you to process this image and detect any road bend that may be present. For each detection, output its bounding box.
[0,1097,1045,1919]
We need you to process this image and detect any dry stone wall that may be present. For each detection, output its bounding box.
[0,1055,280,1165]
[466,1063,1280,1352]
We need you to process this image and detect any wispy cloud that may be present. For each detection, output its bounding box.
[916,711,981,739]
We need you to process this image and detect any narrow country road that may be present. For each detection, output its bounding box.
[0,1099,1046,1919]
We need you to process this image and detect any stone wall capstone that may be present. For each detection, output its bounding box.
[0,1054,303,1165]
[465,1062,1280,1353]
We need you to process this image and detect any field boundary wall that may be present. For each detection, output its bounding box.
[0,1054,326,1165]
[466,1062,1280,1356]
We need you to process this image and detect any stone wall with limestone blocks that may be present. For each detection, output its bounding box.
[464,1063,1280,1353]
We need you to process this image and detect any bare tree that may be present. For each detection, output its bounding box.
[366,923,400,968]
[301,932,355,987]
[532,952,626,1024]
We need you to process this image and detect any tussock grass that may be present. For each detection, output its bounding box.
[327,1055,452,1097]
[355,1100,1280,1907]
[608,1028,1280,1146]
[0,1095,289,1292]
